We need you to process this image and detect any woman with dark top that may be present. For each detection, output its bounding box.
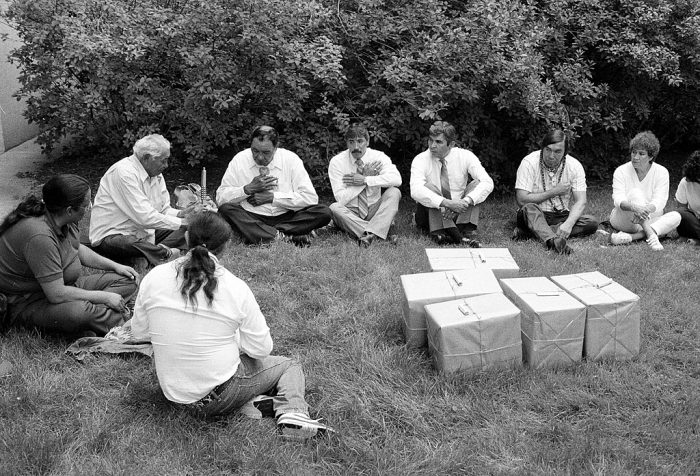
[0,174,138,335]
[675,150,700,245]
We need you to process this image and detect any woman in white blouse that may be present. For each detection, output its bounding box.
[609,131,681,251]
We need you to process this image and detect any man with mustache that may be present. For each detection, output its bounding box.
[89,134,192,267]
[217,126,331,246]
[410,121,494,247]
[328,123,402,247]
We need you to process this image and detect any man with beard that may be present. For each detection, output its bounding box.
[328,123,402,247]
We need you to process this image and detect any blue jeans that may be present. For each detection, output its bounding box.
[198,355,309,417]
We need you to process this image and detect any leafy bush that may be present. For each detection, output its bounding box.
[3,0,700,188]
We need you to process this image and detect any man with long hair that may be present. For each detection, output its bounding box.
[513,129,599,254]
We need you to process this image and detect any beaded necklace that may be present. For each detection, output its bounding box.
[539,153,567,211]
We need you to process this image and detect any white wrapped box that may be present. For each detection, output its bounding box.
[550,272,640,361]
[500,277,586,369]
[400,269,502,347]
[424,248,519,278]
[425,293,522,374]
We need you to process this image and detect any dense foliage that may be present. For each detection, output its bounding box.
[4,0,700,187]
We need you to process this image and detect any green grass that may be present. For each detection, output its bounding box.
[2,179,699,475]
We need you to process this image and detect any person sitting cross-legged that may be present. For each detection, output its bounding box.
[608,131,681,251]
[328,123,402,247]
[410,120,494,247]
[0,174,137,336]
[130,211,333,440]
[675,150,700,245]
[513,129,599,254]
[216,125,331,246]
[89,134,193,269]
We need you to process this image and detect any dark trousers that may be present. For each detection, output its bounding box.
[93,229,186,266]
[677,209,700,239]
[7,273,137,336]
[516,203,598,243]
[415,203,479,237]
[218,203,332,244]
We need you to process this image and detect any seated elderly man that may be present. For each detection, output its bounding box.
[328,123,402,247]
[513,129,599,254]
[410,120,494,247]
[89,134,191,267]
[217,126,331,246]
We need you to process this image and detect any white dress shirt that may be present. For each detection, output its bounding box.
[216,148,318,217]
[410,147,494,209]
[328,147,402,207]
[130,253,273,404]
[89,155,182,245]
[515,150,587,212]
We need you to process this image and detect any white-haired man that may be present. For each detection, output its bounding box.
[89,134,193,266]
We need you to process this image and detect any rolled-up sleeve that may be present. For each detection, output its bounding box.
[464,154,494,205]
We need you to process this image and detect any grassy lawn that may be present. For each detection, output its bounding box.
[1,157,699,475]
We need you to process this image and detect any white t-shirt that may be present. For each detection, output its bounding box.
[515,151,587,212]
[676,177,700,218]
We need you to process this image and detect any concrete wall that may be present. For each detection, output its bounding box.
[0,1,39,153]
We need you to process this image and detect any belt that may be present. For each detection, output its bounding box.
[185,376,234,410]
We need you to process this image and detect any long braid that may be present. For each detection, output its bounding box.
[176,211,231,311]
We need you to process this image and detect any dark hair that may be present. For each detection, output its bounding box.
[629,131,660,161]
[178,211,232,309]
[344,123,370,142]
[0,174,90,236]
[682,150,700,183]
[250,125,279,147]
[540,129,569,156]
[429,121,457,144]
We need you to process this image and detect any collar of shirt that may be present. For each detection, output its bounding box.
[43,212,68,239]
[129,154,162,185]
[248,152,282,172]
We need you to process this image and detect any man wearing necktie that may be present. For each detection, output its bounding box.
[513,129,599,255]
[89,134,193,267]
[217,126,331,246]
[328,124,402,247]
[410,121,494,246]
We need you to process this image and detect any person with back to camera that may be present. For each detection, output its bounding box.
[608,131,681,251]
[129,211,334,440]
[674,150,700,246]
[0,174,138,336]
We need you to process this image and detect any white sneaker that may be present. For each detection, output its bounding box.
[646,234,664,251]
[610,231,633,245]
[277,412,335,440]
